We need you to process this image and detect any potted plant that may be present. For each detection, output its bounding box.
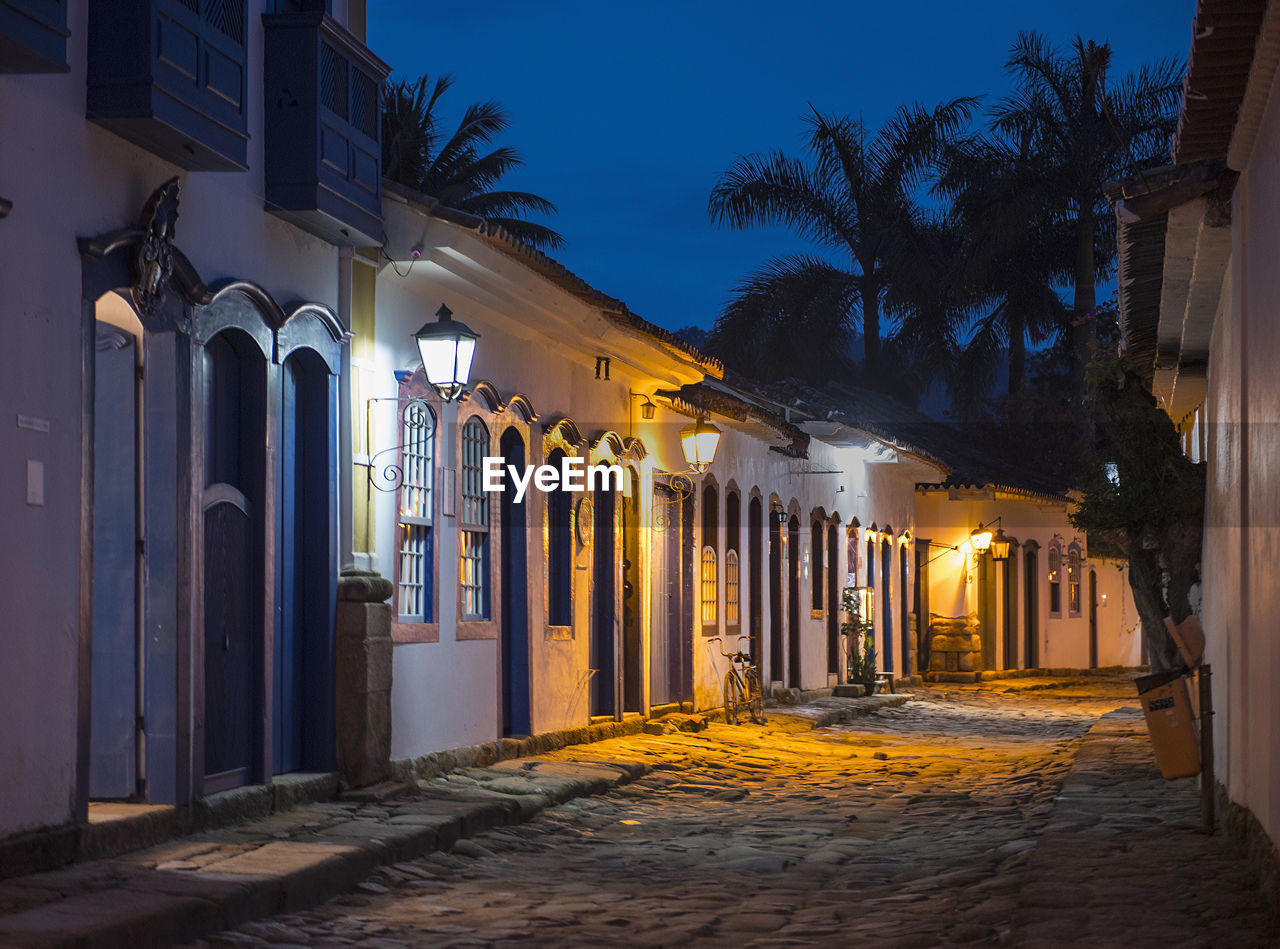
[842,588,878,696]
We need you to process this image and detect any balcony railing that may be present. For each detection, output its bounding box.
[87,0,248,171]
[263,11,390,246]
[0,0,68,73]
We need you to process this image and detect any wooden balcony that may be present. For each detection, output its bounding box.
[87,0,248,171]
[0,0,68,73]
[263,11,390,246]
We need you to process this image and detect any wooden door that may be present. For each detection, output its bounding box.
[500,429,530,735]
[90,326,138,799]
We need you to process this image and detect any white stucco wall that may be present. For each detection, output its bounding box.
[1201,58,1280,848]
[0,2,355,837]
[914,490,1141,672]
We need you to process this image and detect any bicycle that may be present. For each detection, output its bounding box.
[712,635,766,725]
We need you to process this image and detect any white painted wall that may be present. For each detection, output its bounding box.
[1200,58,1280,849]
[0,1,357,838]
[914,490,1142,672]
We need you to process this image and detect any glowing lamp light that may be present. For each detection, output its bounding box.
[680,416,721,473]
[990,528,1012,562]
[414,303,479,402]
[970,524,994,553]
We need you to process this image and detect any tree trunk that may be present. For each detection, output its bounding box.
[1008,309,1026,396]
[1127,542,1181,673]
[861,281,880,365]
[1072,200,1097,375]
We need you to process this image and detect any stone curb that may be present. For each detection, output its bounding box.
[0,696,900,949]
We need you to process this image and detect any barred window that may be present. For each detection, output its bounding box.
[460,417,490,619]
[701,546,718,625]
[1068,548,1081,615]
[725,549,740,626]
[396,399,434,622]
[1048,546,1062,616]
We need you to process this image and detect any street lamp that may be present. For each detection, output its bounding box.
[413,303,479,402]
[971,518,1011,561]
[680,415,721,473]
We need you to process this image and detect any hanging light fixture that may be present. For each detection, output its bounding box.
[679,415,721,473]
[413,303,479,402]
[970,522,994,553]
[990,527,1012,562]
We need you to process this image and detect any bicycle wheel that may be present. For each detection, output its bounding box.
[723,669,741,725]
[745,667,766,724]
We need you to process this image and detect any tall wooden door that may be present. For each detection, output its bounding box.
[90,325,138,799]
[650,483,679,706]
[827,525,840,676]
[275,351,331,774]
[787,515,800,688]
[1024,549,1039,668]
[590,488,617,717]
[768,511,782,684]
[621,470,642,714]
[881,538,894,673]
[202,332,263,792]
[500,430,530,736]
[1089,570,1098,668]
[748,498,763,666]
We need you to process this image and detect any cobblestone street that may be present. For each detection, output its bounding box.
[190,679,1278,948]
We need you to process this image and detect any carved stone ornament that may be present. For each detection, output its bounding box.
[132,177,181,319]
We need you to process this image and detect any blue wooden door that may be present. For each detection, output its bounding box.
[90,326,138,799]
[590,487,616,717]
[500,429,530,736]
[275,352,332,774]
[203,485,254,786]
[202,331,264,792]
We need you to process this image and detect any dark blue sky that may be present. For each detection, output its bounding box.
[368,1,1194,332]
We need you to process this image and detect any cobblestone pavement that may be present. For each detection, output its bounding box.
[189,679,1279,948]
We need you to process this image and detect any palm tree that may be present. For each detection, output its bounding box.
[708,99,976,367]
[706,255,858,385]
[994,33,1181,372]
[928,131,1073,413]
[382,74,563,251]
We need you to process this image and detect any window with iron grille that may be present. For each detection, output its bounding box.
[396,399,434,622]
[460,417,490,619]
[701,546,717,625]
[811,519,825,612]
[1048,546,1062,616]
[725,549,740,626]
[1067,548,1081,616]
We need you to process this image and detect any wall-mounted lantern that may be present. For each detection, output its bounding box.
[413,303,478,402]
[971,518,1011,561]
[680,415,721,473]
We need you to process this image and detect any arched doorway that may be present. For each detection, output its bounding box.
[90,317,141,799]
[881,536,893,674]
[1024,546,1039,668]
[1089,569,1098,668]
[621,466,642,714]
[748,495,763,666]
[275,347,334,774]
[899,542,909,677]
[202,328,266,792]
[787,513,800,688]
[500,429,530,736]
[768,503,783,685]
[827,523,840,677]
[591,482,617,717]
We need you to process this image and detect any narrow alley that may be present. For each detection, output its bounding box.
[186,679,1276,948]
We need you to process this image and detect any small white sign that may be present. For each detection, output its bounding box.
[26,460,44,506]
[17,415,50,434]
